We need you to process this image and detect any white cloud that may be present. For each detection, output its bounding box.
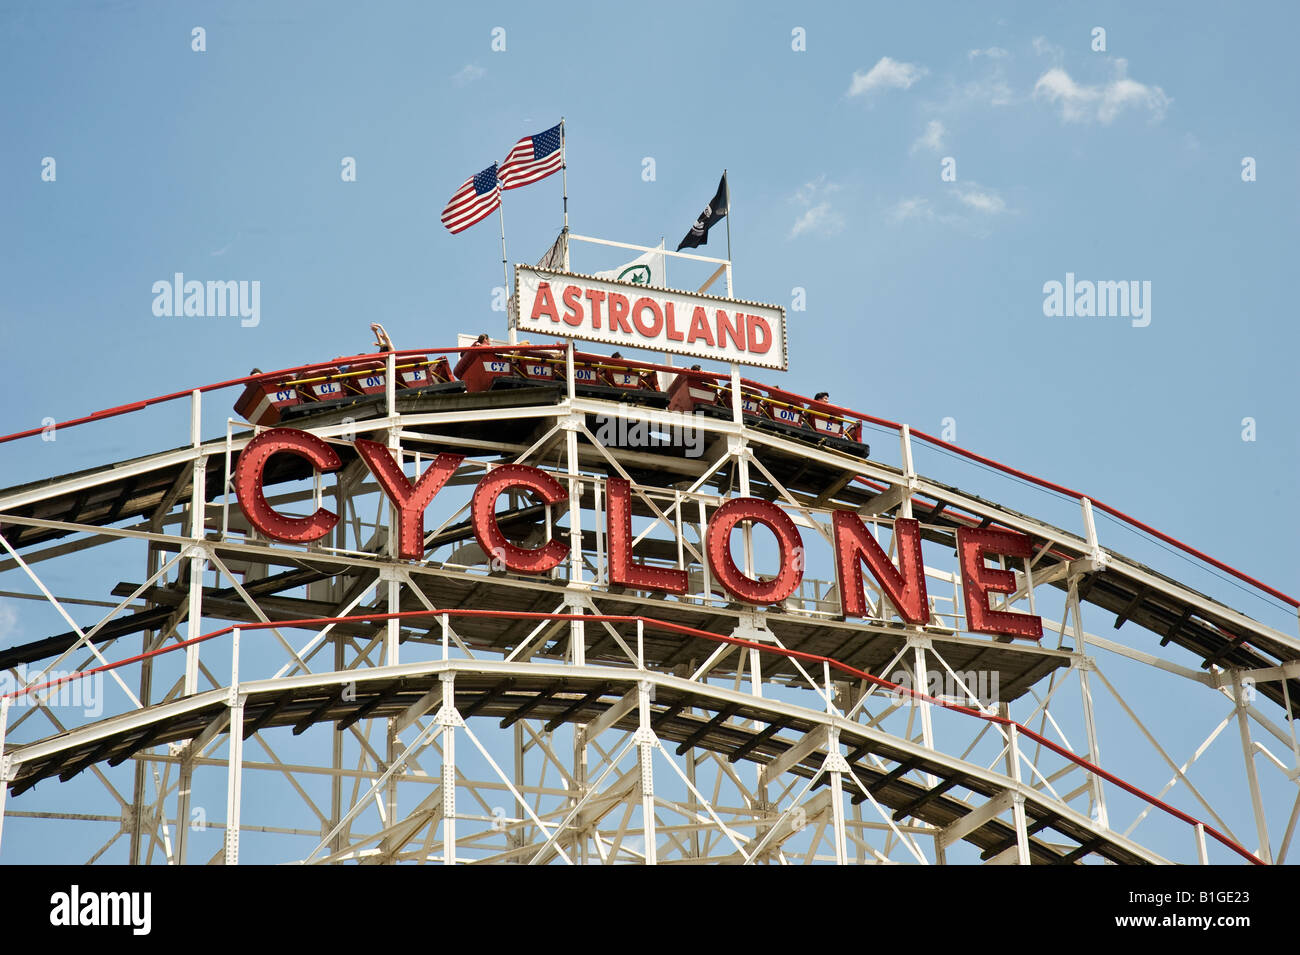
[968,47,1009,60]
[924,54,1014,113]
[965,75,1013,107]
[1033,59,1169,123]
[847,57,928,97]
[789,177,845,238]
[953,184,1006,214]
[910,119,946,153]
[888,197,933,223]
[888,183,1009,230]
[451,63,486,87]
[1032,36,1063,59]
[790,203,840,238]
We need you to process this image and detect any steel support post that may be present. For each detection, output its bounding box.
[223,628,244,865]
[572,721,588,864]
[439,672,458,865]
[637,680,657,865]
[385,414,402,666]
[331,635,344,858]
[184,540,205,696]
[565,419,583,588]
[1007,724,1031,865]
[825,727,849,865]
[732,430,761,696]
[384,718,399,857]
[184,391,205,697]
[130,540,161,864]
[513,721,526,851]
[685,741,700,859]
[911,637,936,789]
[176,751,193,865]
[1070,583,1108,829]
[1233,670,1273,863]
[899,425,915,520]
[0,697,10,856]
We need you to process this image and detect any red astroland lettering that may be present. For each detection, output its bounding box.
[530,281,559,323]
[746,313,773,354]
[664,302,685,341]
[606,292,632,334]
[686,306,714,347]
[716,309,745,351]
[584,288,607,330]
[631,297,663,338]
[561,285,584,326]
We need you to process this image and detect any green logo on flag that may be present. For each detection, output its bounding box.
[618,264,653,285]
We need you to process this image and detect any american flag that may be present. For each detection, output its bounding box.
[498,123,563,191]
[441,163,501,234]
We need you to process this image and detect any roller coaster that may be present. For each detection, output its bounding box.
[0,337,1296,865]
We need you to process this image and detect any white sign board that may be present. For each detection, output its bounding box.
[514,266,787,371]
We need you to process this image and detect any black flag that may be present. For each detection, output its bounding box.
[676,173,729,251]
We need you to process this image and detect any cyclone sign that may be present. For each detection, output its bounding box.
[232,428,1043,640]
[514,265,788,370]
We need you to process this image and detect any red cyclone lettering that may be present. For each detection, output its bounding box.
[606,477,687,593]
[706,498,803,604]
[956,526,1044,639]
[355,440,463,560]
[471,464,570,574]
[833,513,929,623]
[235,428,340,543]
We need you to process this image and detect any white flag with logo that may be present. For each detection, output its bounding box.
[593,248,665,288]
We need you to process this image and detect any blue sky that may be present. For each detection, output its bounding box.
[0,1,1297,862]
[2,1,1295,606]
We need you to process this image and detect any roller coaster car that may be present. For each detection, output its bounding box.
[666,371,723,414]
[668,373,869,458]
[234,355,460,426]
[461,352,667,407]
[572,355,667,407]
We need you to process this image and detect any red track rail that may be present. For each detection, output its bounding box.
[0,343,1293,612]
[1,608,1263,865]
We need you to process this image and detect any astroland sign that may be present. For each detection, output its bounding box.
[514,266,787,371]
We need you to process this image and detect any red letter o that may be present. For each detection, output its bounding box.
[706,497,804,605]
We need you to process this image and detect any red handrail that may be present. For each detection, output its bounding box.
[1,608,1263,865]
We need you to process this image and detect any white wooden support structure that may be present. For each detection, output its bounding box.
[223,627,244,865]
[636,679,657,865]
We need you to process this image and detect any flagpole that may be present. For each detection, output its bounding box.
[659,237,672,369]
[499,195,516,345]
[560,117,569,232]
[723,169,732,296]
